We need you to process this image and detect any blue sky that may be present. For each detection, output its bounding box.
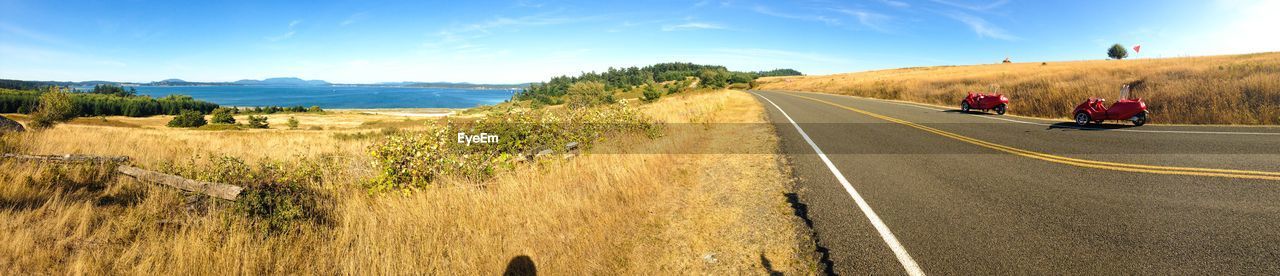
[1,0,1277,84]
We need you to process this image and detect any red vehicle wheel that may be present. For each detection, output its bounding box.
[1132,111,1148,126]
[1074,112,1091,126]
[994,104,1006,115]
[961,101,971,112]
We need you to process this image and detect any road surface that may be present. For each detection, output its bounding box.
[750,90,1280,275]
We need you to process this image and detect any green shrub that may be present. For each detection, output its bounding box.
[307,106,323,112]
[158,155,333,233]
[369,104,658,193]
[210,108,236,124]
[30,87,77,129]
[699,68,728,88]
[287,116,299,129]
[642,85,662,102]
[166,110,207,128]
[565,81,613,108]
[247,115,269,129]
[196,124,243,131]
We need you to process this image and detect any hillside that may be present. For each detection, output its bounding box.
[0,89,814,274]
[755,52,1280,125]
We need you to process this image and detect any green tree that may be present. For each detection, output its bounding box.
[30,86,77,129]
[641,85,662,102]
[91,84,137,97]
[565,81,611,108]
[247,115,269,129]
[699,69,727,88]
[307,106,323,112]
[210,108,236,124]
[1108,44,1129,60]
[166,110,207,128]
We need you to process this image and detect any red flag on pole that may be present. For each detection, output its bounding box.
[1133,44,1142,53]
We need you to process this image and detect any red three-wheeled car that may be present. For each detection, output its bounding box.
[1072,83,1149,126]
[961,92,1009,115]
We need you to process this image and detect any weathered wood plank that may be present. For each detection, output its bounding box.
[1,153,131,164]
[513,141,582,163]
[115,165,243,201]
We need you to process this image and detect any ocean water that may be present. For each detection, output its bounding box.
[130,85,517,109]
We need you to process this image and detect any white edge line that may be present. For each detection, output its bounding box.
[798,91,1280,136]
[753,92,926,276]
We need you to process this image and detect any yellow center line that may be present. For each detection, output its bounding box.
[786,93,1280,181]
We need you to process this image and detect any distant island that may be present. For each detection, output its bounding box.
[356,82,530,90]
[233,77,330,86]
[1,78,530,90]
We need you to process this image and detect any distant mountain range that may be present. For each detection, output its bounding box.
[2,77,529,90]
[233,77,330,86]
[145,77,330,86]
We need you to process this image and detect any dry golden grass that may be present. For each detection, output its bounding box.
[0,90,815,274]
[756,52,1280,124]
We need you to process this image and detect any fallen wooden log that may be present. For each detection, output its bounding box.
[116,165,243,201]
[1,153,131,164]
[515,142,582,162]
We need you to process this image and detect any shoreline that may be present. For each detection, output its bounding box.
[329,108,462,117]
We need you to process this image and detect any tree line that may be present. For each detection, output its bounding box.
[754,68,804,77]
[0,79,124,91]
[515,62,801,105]
[0,86,218,117]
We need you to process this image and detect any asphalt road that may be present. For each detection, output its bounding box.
[750,90,1280,275]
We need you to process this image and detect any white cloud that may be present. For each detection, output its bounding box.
[424,13,598,48]
[514,0,545,8]
[946,12,1017,40]
[752,5,840,25]
[0,22,68,46]
[833,9,893,32]
[661,22,726,31]
[880,0,911,8]
[930,0,1010,11]
[266,31,295,41]
[340,12,366,26]
[267,20,302,41]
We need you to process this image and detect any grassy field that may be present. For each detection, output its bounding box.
[755,52,1280,125]
[0,90,816,274]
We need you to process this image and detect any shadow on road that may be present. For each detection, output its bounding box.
[1047,122,1139,131]
[503,255,536,276]
[786,192,836,275]
[942,109,999,116]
